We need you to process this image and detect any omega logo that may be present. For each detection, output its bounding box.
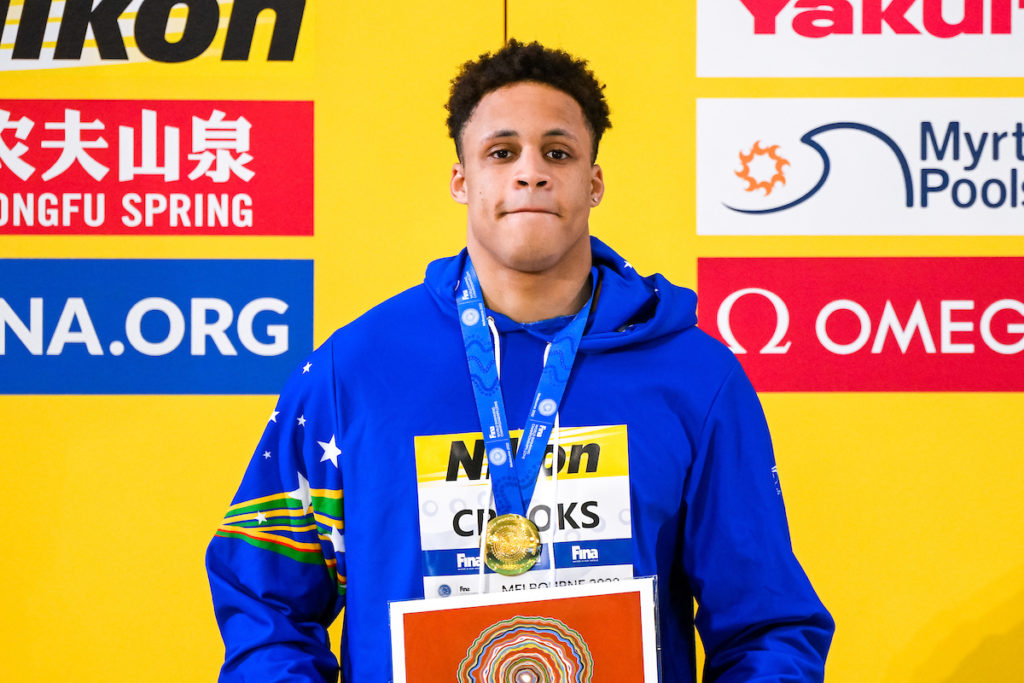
[716,287,792,355]
[715,289,1024,357]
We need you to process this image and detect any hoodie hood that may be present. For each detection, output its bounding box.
[425,236,697,351]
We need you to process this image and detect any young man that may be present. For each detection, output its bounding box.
[207,41,834,682]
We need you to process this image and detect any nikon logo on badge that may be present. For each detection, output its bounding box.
[0,258,313,394]
[446,438,601,482]
[0,0,306,68]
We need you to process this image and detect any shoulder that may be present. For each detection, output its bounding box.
[641,321,746,396]
[326,282,435,340]
[674,324,741,368]
[317,282,455,372]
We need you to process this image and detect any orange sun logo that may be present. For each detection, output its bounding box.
[735,141,790,196]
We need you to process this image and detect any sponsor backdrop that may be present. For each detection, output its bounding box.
[1,1,1021,680]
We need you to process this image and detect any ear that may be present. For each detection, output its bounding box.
[450,163,468,205]
[589,164,605,206]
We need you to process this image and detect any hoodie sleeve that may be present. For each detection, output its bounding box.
[682,363,834,682]
[206,341,347,682]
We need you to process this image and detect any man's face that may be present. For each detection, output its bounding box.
[450,82,603,277]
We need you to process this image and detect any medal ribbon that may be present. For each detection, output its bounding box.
[456,259,595,518]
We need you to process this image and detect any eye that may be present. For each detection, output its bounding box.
[489,148,513,160]
[547,149,571,161]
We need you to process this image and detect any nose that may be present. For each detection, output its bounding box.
[514,150,549,188]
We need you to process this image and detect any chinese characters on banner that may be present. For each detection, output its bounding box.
[0,100,313,235]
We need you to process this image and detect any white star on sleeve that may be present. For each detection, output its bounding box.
[256,510,267,524]
[262,450,272,459]
[330,525,345,553]
[269,410,279,423]
[288,472,313,515]
[302,362,312,374]
[318,435,341,468]
[297,415,306,427]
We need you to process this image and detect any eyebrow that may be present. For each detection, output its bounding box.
[482,128,579,142]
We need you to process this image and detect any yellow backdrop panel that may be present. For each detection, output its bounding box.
[1,1,1022,681]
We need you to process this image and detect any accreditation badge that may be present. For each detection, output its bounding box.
[413,425,634,597]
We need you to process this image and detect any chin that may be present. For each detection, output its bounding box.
[469,217,589,275]
[501,254,561,274]
[498,241,580,275]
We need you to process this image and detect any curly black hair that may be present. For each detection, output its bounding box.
[446,39,611,163]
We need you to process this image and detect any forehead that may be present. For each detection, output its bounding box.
[463,81,589,143]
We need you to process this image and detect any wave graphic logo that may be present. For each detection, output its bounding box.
[698,98,1024,236]
[725,123,913,214]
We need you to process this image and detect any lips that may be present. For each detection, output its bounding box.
[504,208,559,216]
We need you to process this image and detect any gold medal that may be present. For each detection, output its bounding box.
[484,513,542,576]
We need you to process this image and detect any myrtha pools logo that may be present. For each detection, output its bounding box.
[725,123,913,215]
[697,98,1024,235]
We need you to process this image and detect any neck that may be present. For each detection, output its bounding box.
[467,244,593,324]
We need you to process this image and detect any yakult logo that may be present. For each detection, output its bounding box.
[0,259,313,394]
[738,0,1022,37]
[698,1,1024,76]
[698,257,1024,391]
[698,98,1024,235]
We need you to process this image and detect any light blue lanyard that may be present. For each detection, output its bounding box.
[456,259,595,517]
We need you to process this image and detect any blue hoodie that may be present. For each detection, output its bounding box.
[207,237,834,682]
